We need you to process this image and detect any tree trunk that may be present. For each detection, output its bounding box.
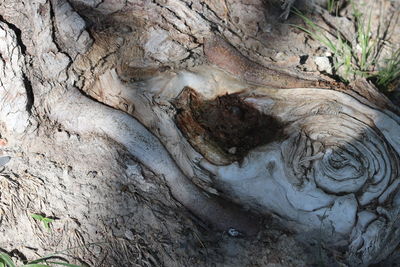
[1,0,399,266]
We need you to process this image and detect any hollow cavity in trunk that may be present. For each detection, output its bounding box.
[174,87,285,164]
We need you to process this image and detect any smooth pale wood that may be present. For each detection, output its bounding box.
[45,85,260,235]
[82,64,400,266]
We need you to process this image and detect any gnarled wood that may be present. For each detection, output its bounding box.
[83,59,400,265]
[1,0,400,266]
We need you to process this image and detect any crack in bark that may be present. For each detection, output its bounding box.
[22,73,34,114]
[48,0,73,74]
[0,15,34,113]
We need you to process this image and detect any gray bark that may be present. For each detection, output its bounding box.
[1,0,400,266]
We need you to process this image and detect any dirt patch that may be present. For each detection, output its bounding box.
[174,87,285,164]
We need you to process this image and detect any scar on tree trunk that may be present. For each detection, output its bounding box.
[174,87,286,165]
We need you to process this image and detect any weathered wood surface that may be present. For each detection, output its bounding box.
[1,0,400,266]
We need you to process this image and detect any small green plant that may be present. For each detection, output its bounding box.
[291,9,355,82]
[0,253,15,267]
[30,214,55,230]
[0,253,82,267]
[292,5,400,91]
[353,7,375,74]
[375,48,400,89]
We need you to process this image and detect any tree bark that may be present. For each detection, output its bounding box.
[1,0,400,266]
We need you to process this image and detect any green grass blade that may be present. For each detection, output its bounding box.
[327,0,335,13]
[22,264,50,267]
[30,214,45,220]
[45,261,83,267]
[28,257,55,265]
[0,254,16,267]
[290,21,337,53]
[375,47,400,88]
[43,221,52,230]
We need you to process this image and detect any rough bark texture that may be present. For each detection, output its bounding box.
[1,0,400,266]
